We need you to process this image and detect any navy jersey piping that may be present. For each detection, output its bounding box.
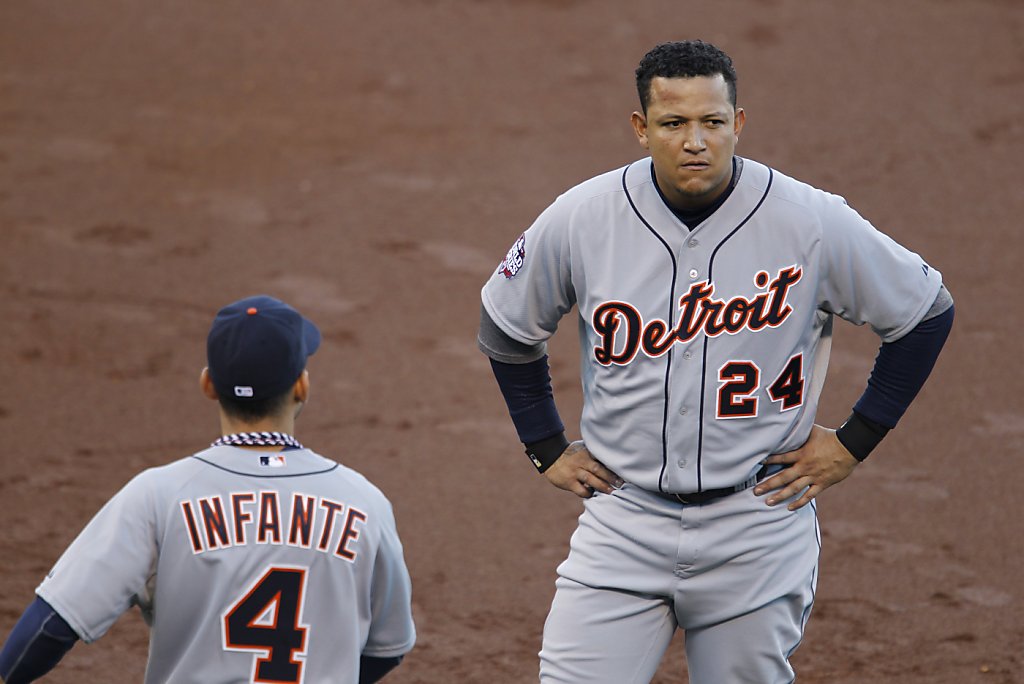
[695,168,774,490]
[621,163,678,492]
[191,454,340,478]
[787,500,821,658]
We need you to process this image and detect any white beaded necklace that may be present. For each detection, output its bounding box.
[212,431,304,450]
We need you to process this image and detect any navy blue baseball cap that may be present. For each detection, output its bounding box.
[206,295,321,401]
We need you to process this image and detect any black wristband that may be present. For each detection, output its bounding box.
[524,433,570,473]
[836,411,890,462]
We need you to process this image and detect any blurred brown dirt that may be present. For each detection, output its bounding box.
[1,1,1021,682]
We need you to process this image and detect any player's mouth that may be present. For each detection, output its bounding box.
[681,161,710,171]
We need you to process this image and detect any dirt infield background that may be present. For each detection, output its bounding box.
[1,1,1021,682]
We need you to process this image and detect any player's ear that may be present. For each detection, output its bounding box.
[293,370,310,405]
[631,111,650,148]
[733,107,746,139]
[199,368,219,401]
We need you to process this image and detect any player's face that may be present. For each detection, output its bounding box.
[631,75,745,212]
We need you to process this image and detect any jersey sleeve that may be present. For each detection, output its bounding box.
[361,500,416,658]
[817,197,943,342]
[480,198,576,345]
[35,471,160,643]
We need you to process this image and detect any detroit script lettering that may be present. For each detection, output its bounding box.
[592,266,802,365]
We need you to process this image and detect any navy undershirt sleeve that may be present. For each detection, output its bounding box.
[0,596,79,684]
[489,356,570,471]
[855,305,954,427]
[838,304,954,460]
[359,654,403,684]
[489,356,565,444]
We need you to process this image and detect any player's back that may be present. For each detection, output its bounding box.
[148,446,414,683]
[38,445,415,684]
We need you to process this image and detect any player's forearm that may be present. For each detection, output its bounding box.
[488,356,569,472]
[0,597,78,684]
[837,300,955,460]
[480,305,570,471]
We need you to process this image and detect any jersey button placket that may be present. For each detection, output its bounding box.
[676,403,688,468]
[669,245,703,493]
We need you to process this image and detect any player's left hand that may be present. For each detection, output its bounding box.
[753,424,859,511]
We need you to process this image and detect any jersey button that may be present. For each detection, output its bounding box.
[679,406,688,415]
[688,239,699,248]
[677,459,687,467]
[689,268,699,279]
[683,351,693,360]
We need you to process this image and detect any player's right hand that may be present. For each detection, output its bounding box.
[544,441,624,498]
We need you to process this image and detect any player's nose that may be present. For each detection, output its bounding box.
[682,128,706,151]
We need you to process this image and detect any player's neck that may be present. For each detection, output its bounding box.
[217,411,300,451]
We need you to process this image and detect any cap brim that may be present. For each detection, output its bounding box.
[303,318,322,358]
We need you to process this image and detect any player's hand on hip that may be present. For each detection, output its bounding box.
[753,424,859,511]
[544,441,624,498]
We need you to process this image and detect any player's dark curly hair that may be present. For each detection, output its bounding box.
[218,389,293,423]
[635,40,738,113]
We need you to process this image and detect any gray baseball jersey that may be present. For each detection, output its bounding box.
[482,156,942,493]
[36,445,415,684]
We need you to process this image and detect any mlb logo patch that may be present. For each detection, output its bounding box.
[259,454,287,468]
[498,234,527,279]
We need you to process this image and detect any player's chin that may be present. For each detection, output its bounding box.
[673,181,717,203]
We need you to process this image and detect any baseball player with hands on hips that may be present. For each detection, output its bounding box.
[0,295,416,684]
[479,41,953,683]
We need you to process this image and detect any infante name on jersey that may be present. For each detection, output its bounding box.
[591,265,803,365]
[180,490,368,561]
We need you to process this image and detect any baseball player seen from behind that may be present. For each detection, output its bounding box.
[0,295,416,684]
[479,41,954,683]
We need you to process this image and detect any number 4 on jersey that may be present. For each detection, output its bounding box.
[767,354,804,410]
[223,566,309,684]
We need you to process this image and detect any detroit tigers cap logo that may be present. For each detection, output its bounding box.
[498,234,527,279]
